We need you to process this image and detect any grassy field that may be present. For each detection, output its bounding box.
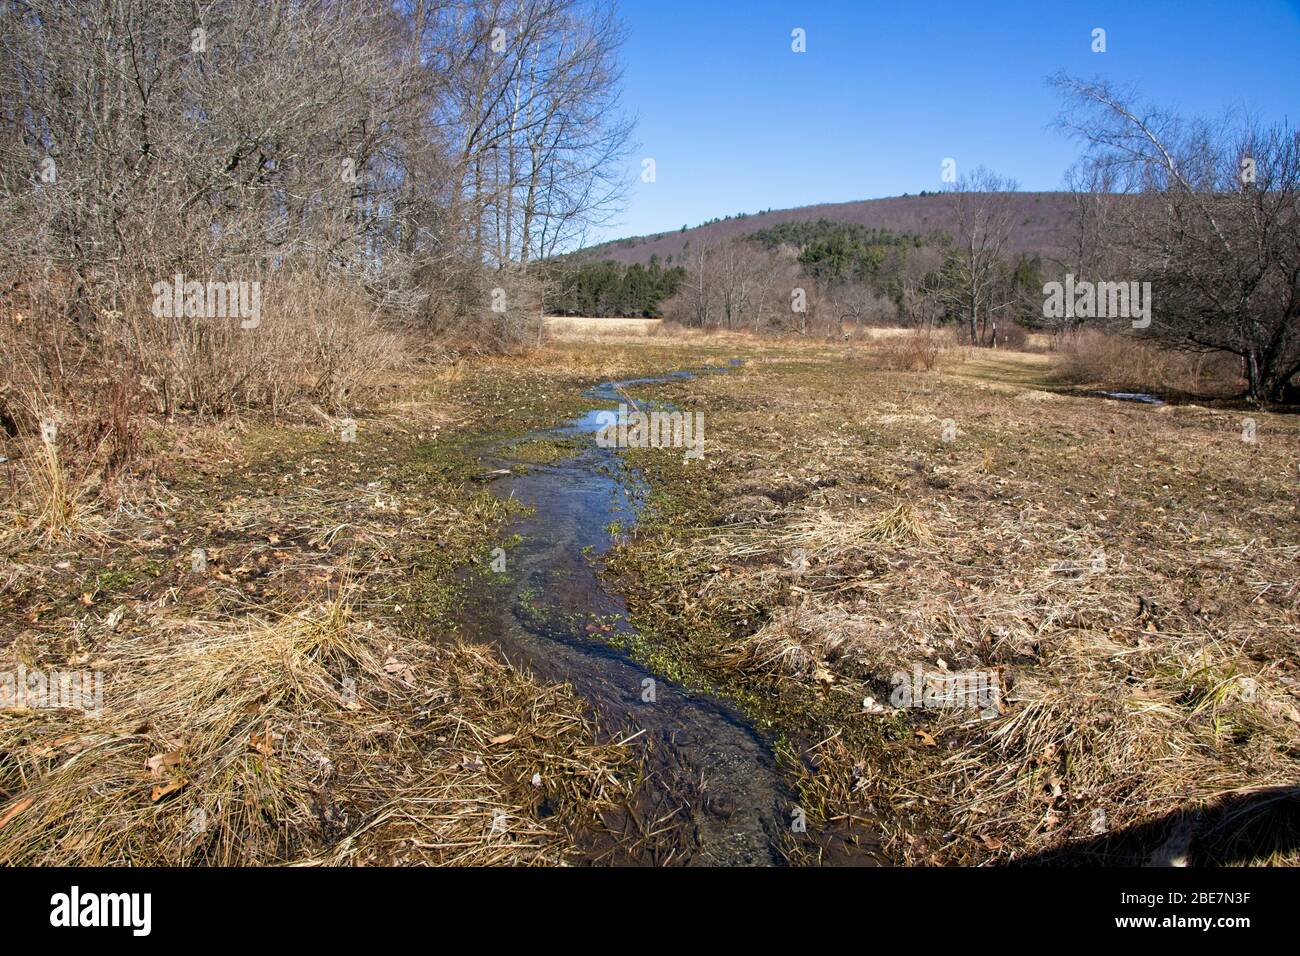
[2,333,1297,865]
[0,351,659,865]
[600,337,1300,864]
[544,316,664,339]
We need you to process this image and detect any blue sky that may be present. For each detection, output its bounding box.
[592,0,1300,243]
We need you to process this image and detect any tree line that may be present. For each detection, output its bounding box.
[659,212,1044,342]
[652,79,1297,402]
[0,0,633,418]
[539,256,685,317]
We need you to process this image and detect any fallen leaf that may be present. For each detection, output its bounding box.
[151,778,188,802]
[146,750,184,779]
[30,735,82,758]
[915,729,938,747]
[489,734,515,745]
[249,725,278,756]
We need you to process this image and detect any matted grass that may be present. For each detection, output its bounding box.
[4,336,1295,866]
[0,354,663,866]
[604,340,1300,864]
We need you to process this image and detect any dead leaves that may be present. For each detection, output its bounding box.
[147,748,188,802]
[150,778,188,802]
[249,723,282,757]
[146,749,183,778]
[26,734,90,759]
[383,656,415,684]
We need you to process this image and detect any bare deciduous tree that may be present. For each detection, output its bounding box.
[939,167,1019,346]
[1052,73,1300,402]
[0,0,635,412]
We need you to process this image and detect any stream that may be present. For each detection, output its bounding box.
[456,366,792,865]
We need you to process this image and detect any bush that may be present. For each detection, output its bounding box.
[1050,330,1245,397]
[1,268,402,419]
[875,329,950,371]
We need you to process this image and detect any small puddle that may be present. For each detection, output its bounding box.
[1094,390,1165,405]
[456,365,791,865]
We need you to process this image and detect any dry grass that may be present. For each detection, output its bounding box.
[319,640,637,866]
[0,587,634,865]
[1051,329,1245,399]
[874,328,968,372]
[606,338,1300,864]
[4,332,1294,866]
[0,268,407,425]
[0,355,645,867]
[1,589,385,865]
[0,390,105,544]
[544,316,664,340]
[11,433,96,542]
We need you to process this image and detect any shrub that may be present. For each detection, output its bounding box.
[876,329,948,371]
[1050,330,1245,398]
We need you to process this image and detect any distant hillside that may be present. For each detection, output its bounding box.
[578,192,1079,265]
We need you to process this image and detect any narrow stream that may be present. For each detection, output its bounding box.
[456,366,791,865]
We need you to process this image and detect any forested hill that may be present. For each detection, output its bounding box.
[578,191,1079,267]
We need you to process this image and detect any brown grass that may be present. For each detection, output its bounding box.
[875,328,967,372]
[605,339,1300,864]
[0,355,642,866]
[544,316,664,340]
[1051,329,1245,398]
[0,268,406,426]
[0,589,635,865]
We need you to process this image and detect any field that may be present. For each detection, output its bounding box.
[602,337,1300,863]
[544,316,664,338]
[2,331,1297,866]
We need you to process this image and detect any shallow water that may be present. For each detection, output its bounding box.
[1095,390,1165,405]
[456,366,791,865]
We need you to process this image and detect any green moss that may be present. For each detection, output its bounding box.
[508,437,582,464]
[92,567,144,593]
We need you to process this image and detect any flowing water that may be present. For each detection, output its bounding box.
[456,366,793,865]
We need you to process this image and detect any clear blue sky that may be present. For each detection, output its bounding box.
[593,0,1300,243]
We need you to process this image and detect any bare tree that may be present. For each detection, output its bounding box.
[1052,73,1300,402]
[0,0,637,412]
[939,167,1019,346]
[681,239,717,328]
